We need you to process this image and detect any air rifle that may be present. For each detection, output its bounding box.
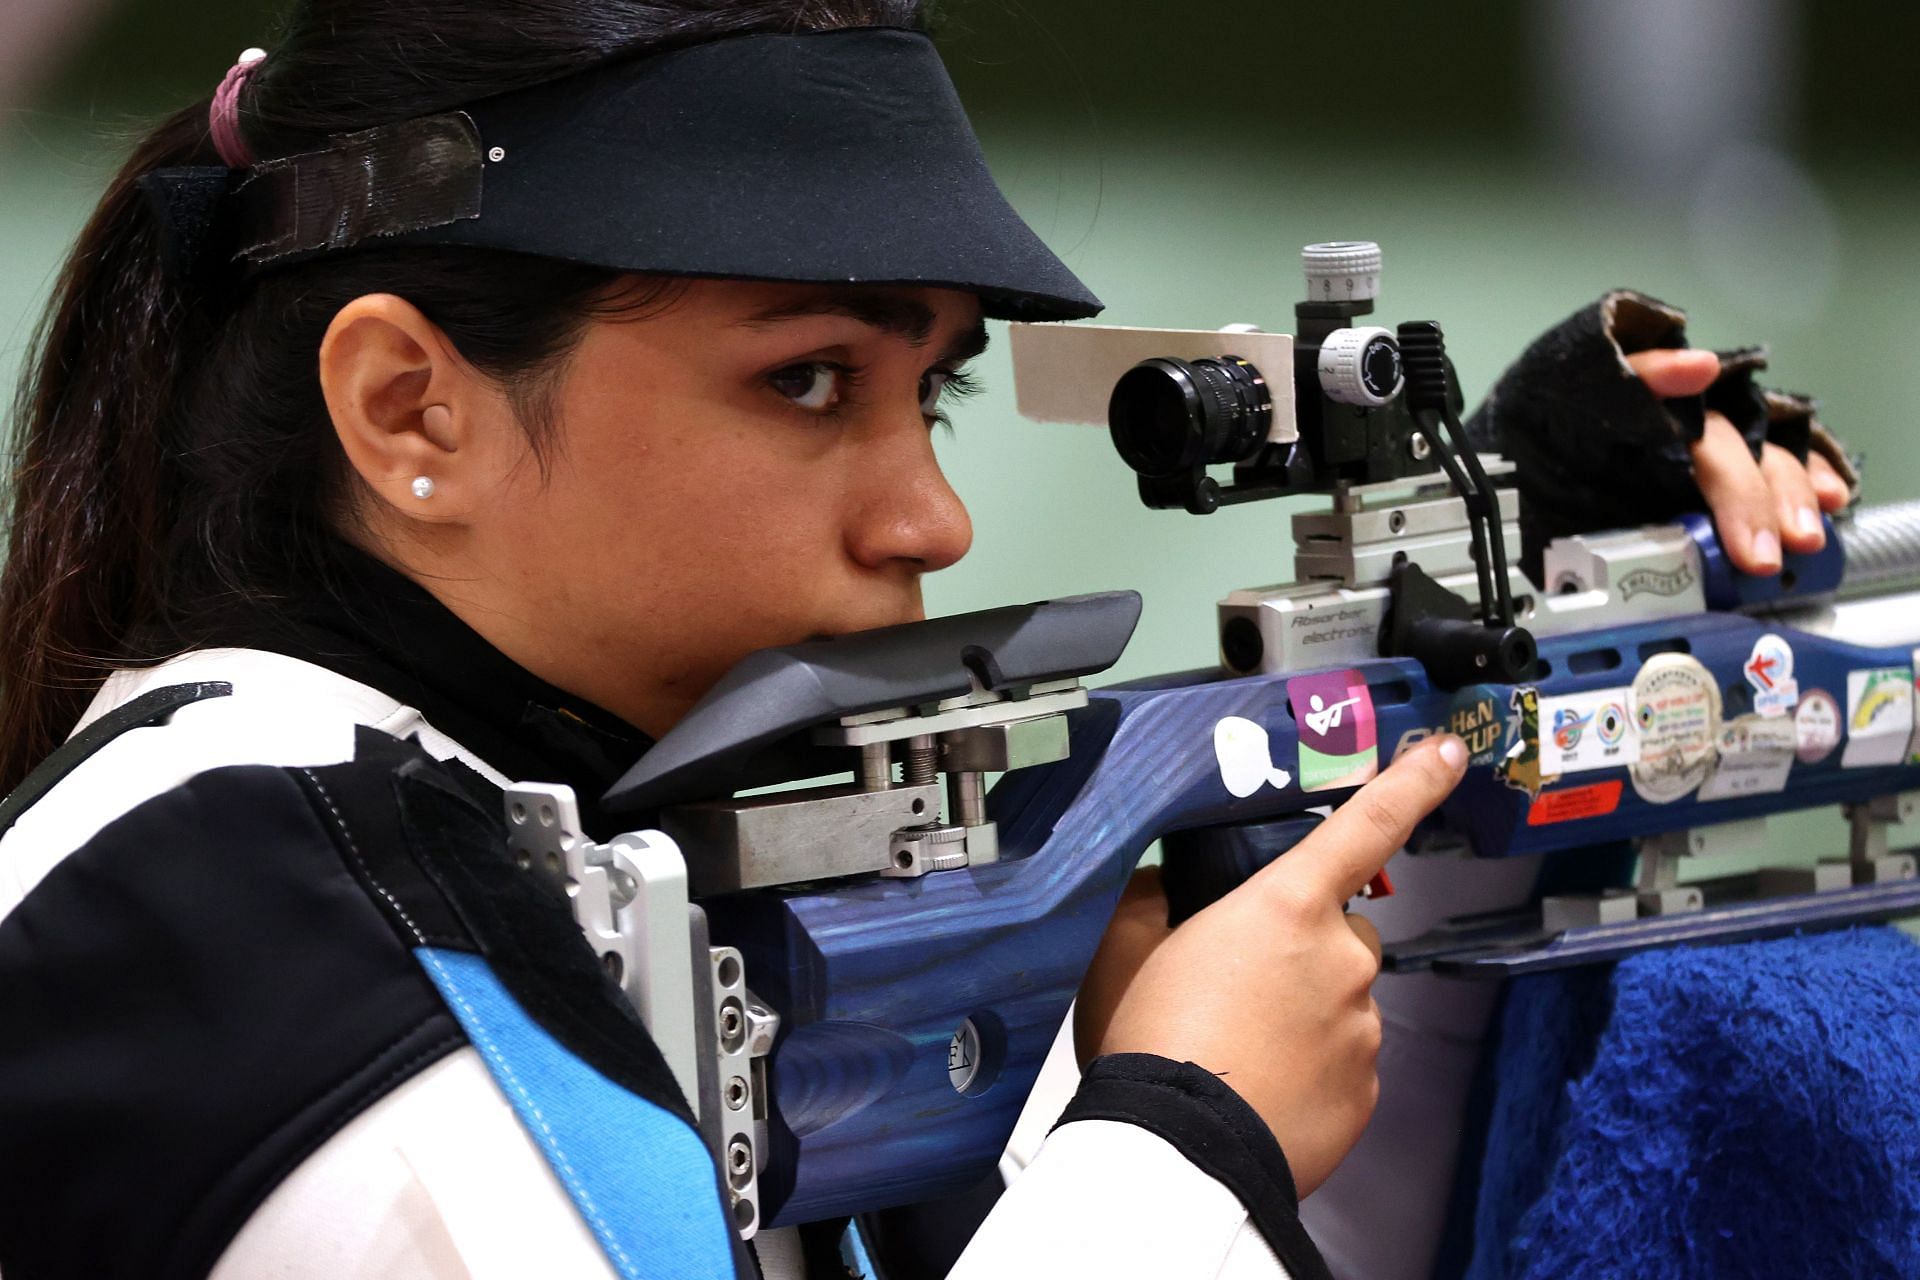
[509,243,1920,1237]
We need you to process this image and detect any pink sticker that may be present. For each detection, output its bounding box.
[1288,669,1378,792]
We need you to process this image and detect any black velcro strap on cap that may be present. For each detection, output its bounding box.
[1055,1053,1335,1280]
[232,113,485,265]
[0,681,233,839]
[137,167,239,283]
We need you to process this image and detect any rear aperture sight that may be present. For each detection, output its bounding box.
[1099,241,1445,513]
[1108,356,1274,478]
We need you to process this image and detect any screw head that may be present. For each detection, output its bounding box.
[488,146,506,162]
[1409,432,1432,460]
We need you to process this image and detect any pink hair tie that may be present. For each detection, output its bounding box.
[209,47,267,169]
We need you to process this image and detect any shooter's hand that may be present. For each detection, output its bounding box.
[1083,734,1469,1199]
[1627,348,1851,575]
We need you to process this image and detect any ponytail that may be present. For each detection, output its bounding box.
[0,108,217,794]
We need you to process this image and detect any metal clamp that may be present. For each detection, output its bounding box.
[702,942,778,1239]
[507,784,699,1107]
[1845,792,1920,884]
[665,696,1076,894]
[1294,474,1521,589]
[507,784,780,1240]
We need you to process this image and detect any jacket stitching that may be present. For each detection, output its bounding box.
[417,947,636,1276]
[299,766,427,948]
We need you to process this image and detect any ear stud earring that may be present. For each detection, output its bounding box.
[410,476,436,500]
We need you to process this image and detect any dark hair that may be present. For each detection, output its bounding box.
[0,0,926,795]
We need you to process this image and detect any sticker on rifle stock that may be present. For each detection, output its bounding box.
[1629,654,1721,804]
[1743,634,1799,718]
[1538,686,1638,775]
[1908,652,1920,764]
[1841,666,1914,768]
[1390,686,1505,767]
[1287,669,1377,792]
[1496,686,1551,798]
[1795,688,1841,764]
[1697,714,1796,802]
[1527,779,1623,825]
[1212,716,1293,799]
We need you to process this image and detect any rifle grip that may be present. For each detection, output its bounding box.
[1161,814,1326,926]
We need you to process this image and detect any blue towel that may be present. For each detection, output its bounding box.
[1458,927,1920,1279]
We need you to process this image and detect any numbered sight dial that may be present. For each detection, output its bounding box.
[1301,240,1383,304]
[1316,325,1404,407]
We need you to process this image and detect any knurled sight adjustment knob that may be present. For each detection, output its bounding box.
[1316,325,1403,407]
[1301,241,1383,305]
[885,823,969,877]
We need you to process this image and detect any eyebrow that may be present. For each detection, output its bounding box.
[739,291,991,365]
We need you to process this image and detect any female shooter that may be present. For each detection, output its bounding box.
[0,2,1850,1278]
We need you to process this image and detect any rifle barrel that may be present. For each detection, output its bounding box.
[1837,501,1920,597]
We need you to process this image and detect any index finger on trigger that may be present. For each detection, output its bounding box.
[1624,347,1719,399]
[1263,735,1469,903]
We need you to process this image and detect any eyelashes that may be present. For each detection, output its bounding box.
[923,366,982,430]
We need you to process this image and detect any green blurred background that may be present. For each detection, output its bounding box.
[3,0,1918,867]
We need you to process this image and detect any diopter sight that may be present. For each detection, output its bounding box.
[1010,240,1534,688]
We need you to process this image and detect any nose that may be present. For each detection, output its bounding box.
[845,428,973,575]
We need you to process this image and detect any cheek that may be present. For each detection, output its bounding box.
[504,375,857,656]
[563,393,846,564]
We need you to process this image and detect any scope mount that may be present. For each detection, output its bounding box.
[1252,464,1539,689]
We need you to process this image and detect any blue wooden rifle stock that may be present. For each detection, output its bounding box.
[592,504,1920,1229]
